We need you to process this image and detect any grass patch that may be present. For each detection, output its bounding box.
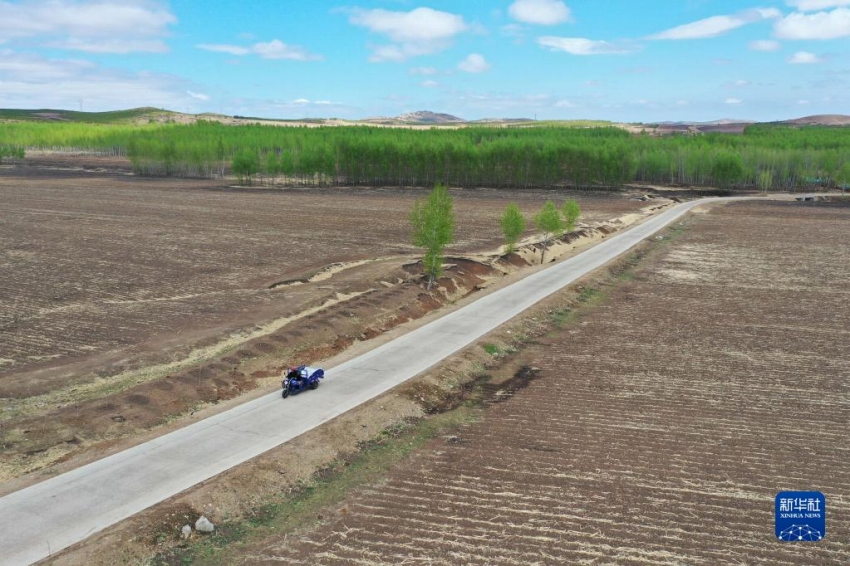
[577,286,602,304]
[482,343,501,356]
[547,282,612,328]
[548,307,573,328]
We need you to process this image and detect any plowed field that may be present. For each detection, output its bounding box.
[0,159,646,397]
[249,200,849,564]
[1,157,660,484]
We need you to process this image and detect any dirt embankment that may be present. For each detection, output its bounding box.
[0,196,672,491]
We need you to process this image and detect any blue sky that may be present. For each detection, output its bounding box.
[0,0,848,121]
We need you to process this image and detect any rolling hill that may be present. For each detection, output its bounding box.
[2,106,849,131]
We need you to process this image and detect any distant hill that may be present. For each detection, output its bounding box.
[776,114,850,126]
[0,107,178,124]
[398,111,464,124]
[650,114,850,134]
[3,107,849,131]
[650,119,757,134]
[362,111,465,125]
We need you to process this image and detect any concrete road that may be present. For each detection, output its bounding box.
[0,197,738,565]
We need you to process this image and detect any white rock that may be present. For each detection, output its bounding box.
[181,525,192,540]
[195,516,215,533]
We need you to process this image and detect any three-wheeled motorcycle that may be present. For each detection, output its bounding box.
[282,365,324,398]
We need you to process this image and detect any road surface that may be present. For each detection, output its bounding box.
[0,197,743,565]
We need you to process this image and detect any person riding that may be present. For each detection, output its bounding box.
[286,366,302,383]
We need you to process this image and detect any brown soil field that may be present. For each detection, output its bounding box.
[230,200,849,564]
[0,155,661,485]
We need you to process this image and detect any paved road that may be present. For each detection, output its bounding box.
[0,197,740,565]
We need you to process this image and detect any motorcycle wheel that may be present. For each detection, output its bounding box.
[310,380,319,390]
[282,387,290,398]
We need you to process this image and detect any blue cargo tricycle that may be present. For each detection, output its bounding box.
[282,365,324,398]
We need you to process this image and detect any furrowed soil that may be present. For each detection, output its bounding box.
[200,200,847,565]
[0,154,662,486]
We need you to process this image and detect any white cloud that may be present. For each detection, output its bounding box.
[197,40,321,61]
[421,80,439,88]
[787,0,850,10]
[508,0,571,25]
[555,99,578,108]
[0,50,194,110]
[788,50,824,63]
[253,39,322,60]
[676,100,690,106]
[749,39,781,50]
[458,53,491,73]
[367,43,439,62]
[409,66,438,75]
[538,36,637,55]
[725,98,743,104]
[45,38,168,53]
[774,8,850,39]
[501,23,526,38]
[649,9,780,40]
[187,91,210,101]
[651,16,743,39]
[197,44,250,55]
[0,0,176,53]
[798,99,811,104]
[276,98,338,108]
[0,49,94,79]
[347,7,467,61]
[348,7,467,42]
[725,79,752,88]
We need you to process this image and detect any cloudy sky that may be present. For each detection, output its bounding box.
[0,0,848,121]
